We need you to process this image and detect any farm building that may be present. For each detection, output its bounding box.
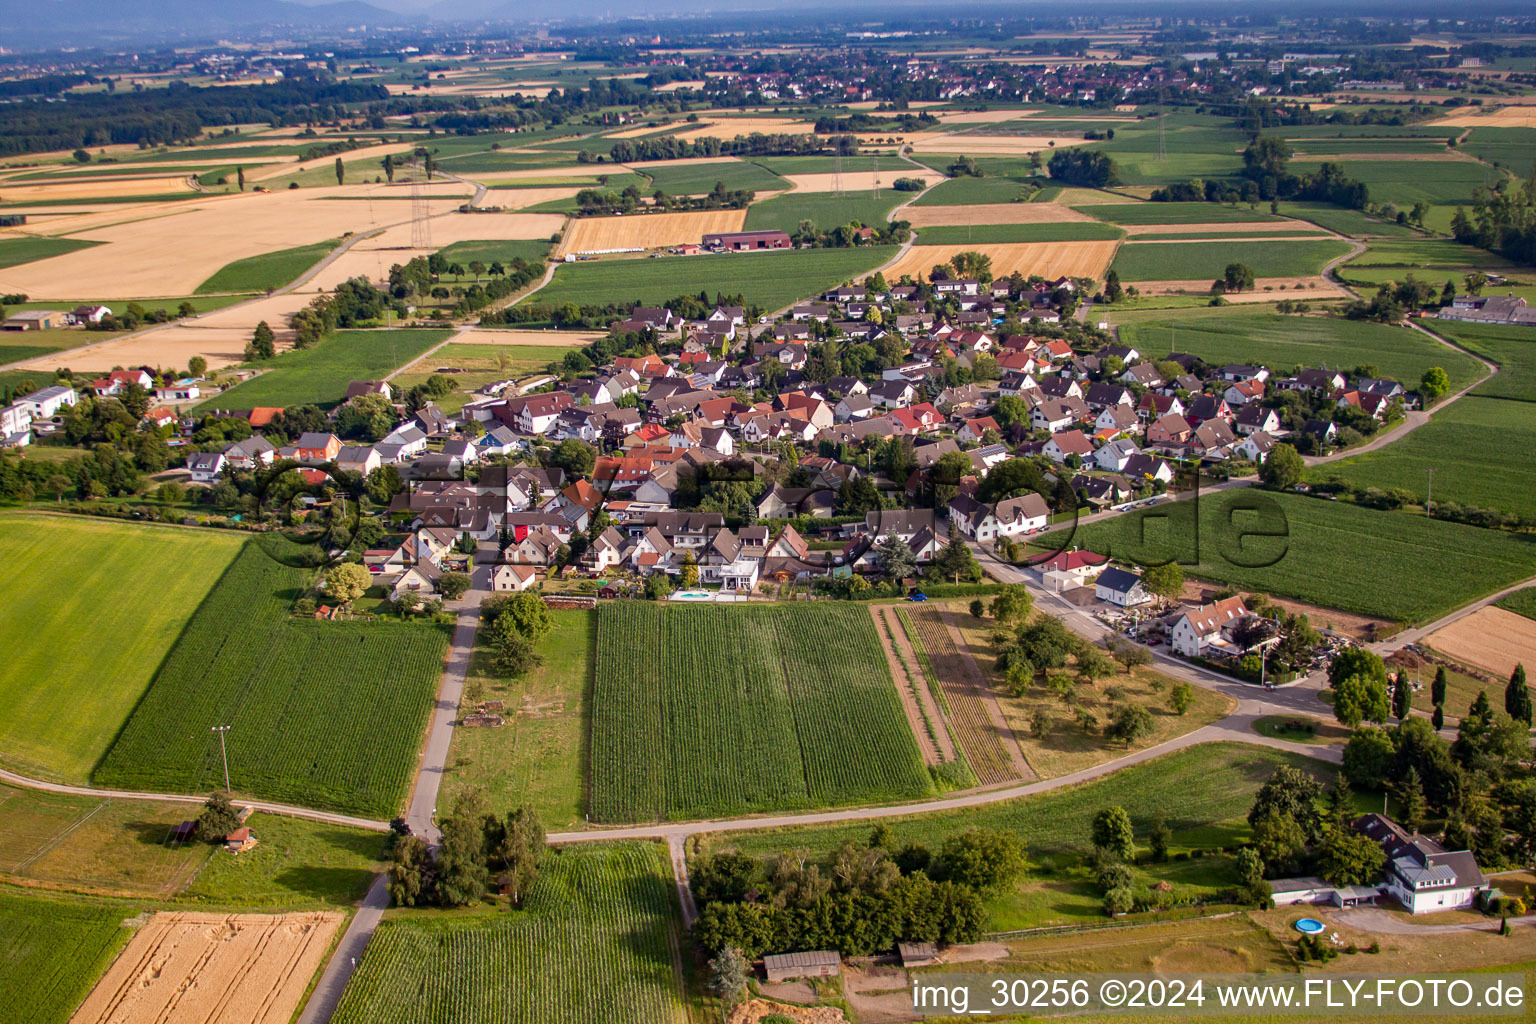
[703,229,792,251]
[898,942,940,968]
[0,309,62,331]
[763,950,841,983]
[223,827,258,854]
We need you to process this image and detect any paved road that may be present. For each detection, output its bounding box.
[293,875,388,1024]
[1330,907,1536,935]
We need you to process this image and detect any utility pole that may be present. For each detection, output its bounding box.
[211,725,232,793]
[1425,467,1435,516]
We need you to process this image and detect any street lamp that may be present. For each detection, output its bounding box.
[210,725,232,793]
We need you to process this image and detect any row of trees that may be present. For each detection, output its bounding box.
[389,796,546,909]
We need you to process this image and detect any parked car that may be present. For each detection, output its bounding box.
[907,592,928,602]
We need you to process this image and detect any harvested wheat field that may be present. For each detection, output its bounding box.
[472,166,614,183]
[782,169,943,194]
[907,134,1087,155]
[1425,607,1536,681]
[70,911,342,1024]
[1427,107,1536,128]
[1056,187,1139,205]
[245,141,426,182]
[669,118,812,141]
[0,187,469,299]
[929,109,1043,124]
[556,208,746,256]
[903,202,1097,227]
[0,176,197,202]
[882,240,1118,283]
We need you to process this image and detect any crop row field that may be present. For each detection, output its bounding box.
[743,189,905,234]
[94,540,450,818]
[0,515,246,783]
[1288,157,1504,209]
[196,328,453,412]
[591,602,932,823]
[1115,308,1486,394]
[639,158,789,195]
[1076,201,1284,226]
[0,891,129,1024]
[333,844,686,1024]
[531,246,894,313]
[1108,239,1353,283]
[914,221,1123,244]
[1041,491,1536,625]
[900,606,1021,784]
[1433,319,1536,401]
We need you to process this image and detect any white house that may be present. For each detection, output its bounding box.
[380,425,429,460]
[1094,566,1152,607]
[1093,437,1140,473]
[1236,431,1277,464]
[947,493,1048,542]
[1168,596,1249,657]
[1356,813,1488,914]
[19,385,77,419]
[186,451,227,483]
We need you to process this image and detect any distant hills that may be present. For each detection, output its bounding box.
[0,0,406,48]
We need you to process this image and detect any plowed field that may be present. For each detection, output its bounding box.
[555,208,746,256]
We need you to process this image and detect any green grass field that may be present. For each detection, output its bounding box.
[911,176,1040,206]
[641,160,788,195]
[916,221,1124,244]
[1312,397,1536,518]
[592,602,932,823]
[1123,228,1326,241]
[1039,490,1535,624]
[196,328,452,411]
[1497,587,1536,622]
[531,246,893,313]
[1110,239,1352,281]
[1459,127,1536,174]
[1432,320,1536,402]
[1278,201,1423,238]
[1079,115,1251,186]
[1077,202,1284,225]
[0,515,245,784]
[436,239,551,267]
[185,811,387,907]
[0,892,130,1024]
[1115,309,1485,392]
[715,743,1328,859]
[94,540,450,817]
[332,843,685,1024]
[0,236,100,270]
[1349,238,1517,271]
[440,610,593,831]
[744,189,906,233]
[194,238,340,294]
[1289,157,1507,209]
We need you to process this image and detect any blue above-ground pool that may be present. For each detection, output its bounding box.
[1295,918,1325,934]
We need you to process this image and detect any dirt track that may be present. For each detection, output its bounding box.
[870,605,951,765]
[71,911,344,1024]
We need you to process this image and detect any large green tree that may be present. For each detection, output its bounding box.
[1091,806,1136,861]
[1258,442,1305,490]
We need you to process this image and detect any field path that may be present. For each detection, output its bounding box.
[870,606,949,765]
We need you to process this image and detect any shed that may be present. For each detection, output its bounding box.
[763,950,841,983]
[223,827,258,854]
[898,942,939,968]
[170,820,196,844]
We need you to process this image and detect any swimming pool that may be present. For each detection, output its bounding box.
[1295,918,1324,934]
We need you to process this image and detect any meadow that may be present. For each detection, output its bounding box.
[591,602,932,823]
[436,239,551,267]
[440,610,593,831]
[1109,239,1352,281]
[1313,396,1536,518]
[1115,309,1486,392]
[1497,588,1536,622]
[911,175,1041,206]
[914,221,1123,244]
[1278,200,1423,238]
[1077,201,1284,225]
[1040,490,1535,624]
[0,515,245,783]
[743,189,906,233]
[332,844,686,1024]
[531,246,894,313]
[94,541,450,818]
[1433,320,1536,401]
[0,235,100,270]
[0,891,130,1024]
[640,159,788,195]
[1080,114,1250,185]
[194,238,340,294]
[1288,157,1505,209]
[196,328,453,411]
[715,743,1327,859]
[1458,127,1536,173]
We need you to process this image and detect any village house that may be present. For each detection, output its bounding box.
[490,563,539,592]
[1168,596,1250,657]
[295,432,342,463]
[1094,566,1152,607]
[186,451,226,483]
[947,493,1049,542]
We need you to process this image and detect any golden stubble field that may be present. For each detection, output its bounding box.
[903,202,1098,227]
[1426,606,1536,680]
[781,169,943,194]
[881,239,1119,282]
[0,183,472,299]
[70,911,343,1024]
[555,208,747,256]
